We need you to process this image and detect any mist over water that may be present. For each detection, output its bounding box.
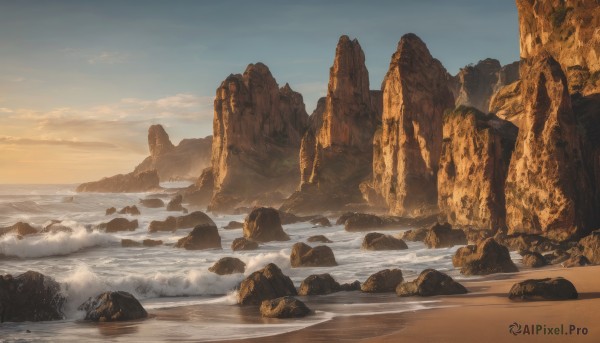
[0,183,482,341]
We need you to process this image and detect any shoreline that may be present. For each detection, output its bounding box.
[217,265,600,343]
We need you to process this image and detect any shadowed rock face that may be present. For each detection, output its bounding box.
[508,277,578,301]
[76,170,160,193]
[210,63,308,212]
[505,53,592,241]
[0,271,65,322]
[451,59,502,112]
[280,35,381,214]
[78,291,147,322]
[237,263,297,306]
[517,0,600,95]
[367,33,454,216]
[437,106,518,230]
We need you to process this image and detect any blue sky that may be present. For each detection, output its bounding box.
[0,0,520,183]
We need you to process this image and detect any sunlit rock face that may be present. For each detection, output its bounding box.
[438,106,518,231]
[134,124,212,181]
[517,0,600,95]
[504,53,592,241]
[209,63,309,212]
[367,33,454,216]
[280,35,381,214]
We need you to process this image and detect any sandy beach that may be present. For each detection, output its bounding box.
[223,265,600,343]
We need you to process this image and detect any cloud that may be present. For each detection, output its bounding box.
[0,136,118,150]
[87,51,130,65]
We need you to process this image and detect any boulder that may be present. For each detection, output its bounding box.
[259,297,311,318]
[454,238,519,275]
[105,207,117,215]
[578,231,600,264]
[307,235,333,244]
[508,278,578,301]
[463,228,494,244]
[78,291,147,322]
[423,223,467,248]
[237,263,297,305]
[174,224,222,250]
[0,222,38,237]
[340,280,361,292]
[140,198,164,208]
[361,269,403,293]
[118,205,140,216]
[148,216,177,233]
[121,239,141,247]
[310,216,332,227]
[344,213,384,232]
[223,221,243,230]
[362,232,408,251]
[175,211,215,229]
[243,207,289,242]
[335,212,355,225]
[401,228,428,242]
[208,257,246,275]
[182,167,214,207]
[40,221,72,234]
[166,195,186,212]
[0,271,65,322]
[76,170,160,193]
[396,269,468,297]
[298,274,341,296]
[231,237,259,251]
[562,255,590,268]
[452,245,477,267]
[520,251,547,268]
[290,242,337,267]
[102,218,138,233]
[142,239,163,247]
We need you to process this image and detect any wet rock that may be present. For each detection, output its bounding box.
[231,237,259,251]
[118,205,140,216]
[174,224,222,250]
[0,222,38,238]
[396,269,468,297]
[307,235,332,244]
[340,280,361,292]
[401,228,428,242]
[78,291,148,322]
[424,223,467,248]
[578,231,600,264]
[0,271,65,322]
[259,296,311,318]
[362,232,408,251]
[543,249,571,265]
[208,257,246,275]
[140,198,165,208]
[243,207,290,242]
[105,207,117,215]
[76,170,160,193]
[463,228,494,244]
[452,245,477,268]
[101,218,138,233]
[298,274,341,296]
[121,239,141,247]
[520,251,547,268]
[310,216,332,227]
[454,238,519,275]
[175,211,215,229]
[237,263,297,305]
[166,195,186,212]
[561,255,590,268]
[343,213,384,232]
[290,242,337,267]
[508,278,578,301]
[40,222,72,234]
[361,269,403,293]
[223,221,243,230]
[148,216,177,233]
[142,239,163,247]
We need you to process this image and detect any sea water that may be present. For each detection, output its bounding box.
[0,183,514,342]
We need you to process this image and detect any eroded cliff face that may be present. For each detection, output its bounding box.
[210,63,308,212]
[438,106,518,230]
[505,53,592,241]
[134,125,212,181]
[367,33,454,216]
[489,80,524,128]
[517,0,600,95]
[280,36,381,214]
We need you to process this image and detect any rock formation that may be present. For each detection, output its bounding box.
[396,269,467,297]
[259,297,311,318]
[453,238,519,275]
[280,35,381,214]
[209,63,308,212]
[504,53,592,241]
[298,274,341,296]
[208,257,246,275]
[451,59,513,112]
[516,0,600,95]
[78,291,147,322]
[361,232,408,250]
[174,224,222,250]
[76,170,160,193]
[423,222,467,248]
[290,242,337,267]
[360,269,403,293]
[489,80,524,127]
[508,277,578,301]
[0,271,65,322]
[243,207,290,242]
[237,263,297,305]
[437,106,518,230]
[366,33,454,216]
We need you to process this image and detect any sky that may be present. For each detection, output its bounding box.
[0,0,520,184]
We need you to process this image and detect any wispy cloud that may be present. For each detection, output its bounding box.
[87,51,130,65]
[0,136,118,150]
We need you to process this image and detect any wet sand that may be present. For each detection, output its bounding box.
[221,265,600,343]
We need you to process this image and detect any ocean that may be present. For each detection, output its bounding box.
[0,183,511,341]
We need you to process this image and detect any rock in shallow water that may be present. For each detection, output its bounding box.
[298,274,341,296]
[243,207,290,242]
[259,296,311,318]
[0,271,65,322]
[237,263,297,305]
[453,238,519,275]
[423,222,467,249]
[362,232,407,251]
[290,242,337,267]
[174,224,222,250]
[231,237,259,251]
[396,269,467,297]
[361,269,403,293]
[208,257,246,275]
[508,278,578,301]
[78,291,148,322]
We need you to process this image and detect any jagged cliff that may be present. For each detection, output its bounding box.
[438,106,518,230]
[517,0,600,95]
[365,33,454,216]
[134,125,212,181]
[280,35,381,214]
[209,63,308,212]
[504,53,592,241]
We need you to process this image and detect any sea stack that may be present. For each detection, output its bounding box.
[364,33,454,216]
[209,63,309,212]
[280,35,381,214]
